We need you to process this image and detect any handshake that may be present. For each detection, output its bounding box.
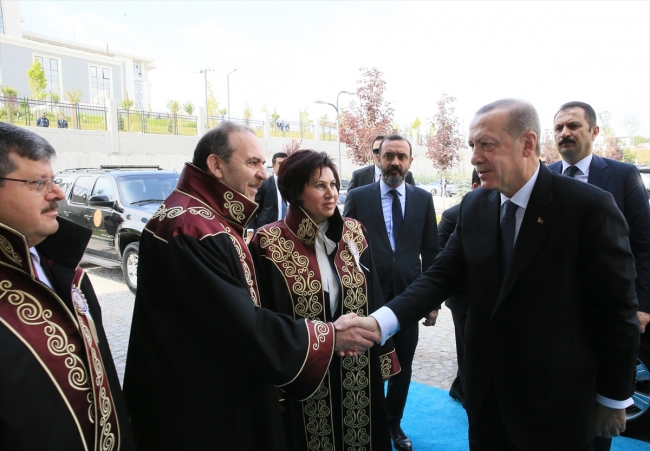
[332,313,381,357]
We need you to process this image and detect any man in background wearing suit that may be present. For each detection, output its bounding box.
[250,152,287,230]
[437,169,480,406]
[344,134,439,451]
[348,135,415,191]
[549,101,650,451]
[345,99,639,450]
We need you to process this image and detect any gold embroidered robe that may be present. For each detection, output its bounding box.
[123,163,335,450]
[250,206,400,451]
[0,218,134,451]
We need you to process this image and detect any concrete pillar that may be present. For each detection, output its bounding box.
[105,99,120,155]
[197,107,206,137]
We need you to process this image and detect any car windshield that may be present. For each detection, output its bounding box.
[118,174,180,205]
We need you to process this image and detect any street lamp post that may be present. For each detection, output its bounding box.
[315,90,355,176]
[197,68,213,128]
[227,68,238,120]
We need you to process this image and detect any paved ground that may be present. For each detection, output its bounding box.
[86,266,458,390]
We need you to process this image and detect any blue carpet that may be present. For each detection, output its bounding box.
[399,382,650,451]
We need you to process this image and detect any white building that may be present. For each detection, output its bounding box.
[0,0,155,109]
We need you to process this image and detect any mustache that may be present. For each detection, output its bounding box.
[383,165,404,176]
[559,137,576,145]
[42,202,58,213]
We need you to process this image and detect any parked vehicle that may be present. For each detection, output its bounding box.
[55,165,180,293]
[425,180,442,195]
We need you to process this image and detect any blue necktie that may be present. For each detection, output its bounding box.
[501,200,518,275]
[565,166,579,178]
[389,189,403,245]
[281,200,287,219]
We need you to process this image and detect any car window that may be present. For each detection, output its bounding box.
[57,176,76,194]
[118,174,180,205]
[70,176,96,204]
[92,177,115,201]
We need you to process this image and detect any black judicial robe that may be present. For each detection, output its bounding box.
[0,218,135,451]
[123,164,336,450]
[250,206,399,451]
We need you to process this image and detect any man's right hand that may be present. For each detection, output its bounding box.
[333,314,381,357]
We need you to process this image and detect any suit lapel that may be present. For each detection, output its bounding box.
[494,165,559,314]
[398,184,416,246]
[364,165,376,185]
[587,154,609,190]
[369,182,392,249]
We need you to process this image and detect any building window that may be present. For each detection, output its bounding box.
[90,65,111,103]
[134,80,143,110]
[0,2,5,34]
[35,56,61,95]
[134,62,142,78]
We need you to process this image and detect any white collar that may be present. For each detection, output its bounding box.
[500,163,540,209]
[374,164,382,179]
[561,153,592,177]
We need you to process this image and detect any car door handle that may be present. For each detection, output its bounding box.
[63,210,71,217]
[84,214,93,220]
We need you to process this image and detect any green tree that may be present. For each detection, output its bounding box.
[65,89,83,128]
[49,92,60,104]
[121,93,135,131]
[27,60,48,100]
[167,100,180,134]
[299,108,311,138]
[183,101,194,116]
[1,85,19,123]
[271,109,281,131]
[411,117,422,144]
[243,103,253,125]
[597,111,615,137]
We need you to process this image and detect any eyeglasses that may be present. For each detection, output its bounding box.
[372,148,381,155]
[0,177,63,194]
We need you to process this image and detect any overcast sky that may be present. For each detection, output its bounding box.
[17,0,650,136]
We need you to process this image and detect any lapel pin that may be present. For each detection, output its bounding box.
[537,217,544,225]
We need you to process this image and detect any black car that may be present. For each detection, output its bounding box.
[56,165,180,293]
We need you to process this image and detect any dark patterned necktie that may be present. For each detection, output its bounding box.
[501,200,519,275]
[389,189,403,245]
[565,166,579,178]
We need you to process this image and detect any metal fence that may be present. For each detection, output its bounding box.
[319,121,337,141]
[207,116,264,138]
[117,109,198,136]
[0,96,107,130]
[270,120,315,139]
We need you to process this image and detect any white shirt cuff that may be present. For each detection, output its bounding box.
[370,306,400,345]
[596,394,634,409]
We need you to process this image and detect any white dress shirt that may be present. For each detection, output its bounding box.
[380,179,406,251]
[560,153,592,183]
[374,165,382,182]
[29,247,53,289]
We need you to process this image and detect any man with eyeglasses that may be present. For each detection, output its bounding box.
[347,134,416,191]
[0,122,135,450]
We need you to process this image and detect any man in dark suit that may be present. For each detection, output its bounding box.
[344,99,640,450]
[548,101,650,451]
[250,152,287,230]
[344,134,439,451]
[348,135,415,191]
[438,169,480,406]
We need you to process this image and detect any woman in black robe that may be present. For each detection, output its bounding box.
[250,149,399,451]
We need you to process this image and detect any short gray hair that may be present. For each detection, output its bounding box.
[475,99,541,156]
[192,121,253,171]
[0,122,56,182]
